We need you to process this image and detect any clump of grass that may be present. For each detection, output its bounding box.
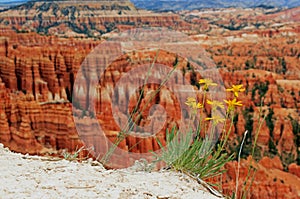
[154,80,245,183]
[62,148,81,161]
[61,146,92,162]
[155,126,234,180]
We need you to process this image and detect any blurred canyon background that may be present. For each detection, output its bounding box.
[0,0,299,198]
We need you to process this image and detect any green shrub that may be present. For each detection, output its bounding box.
[154,126,233,180]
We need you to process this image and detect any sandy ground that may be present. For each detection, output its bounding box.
[0,144,222,199]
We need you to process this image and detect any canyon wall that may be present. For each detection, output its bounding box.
[0,3,299,198]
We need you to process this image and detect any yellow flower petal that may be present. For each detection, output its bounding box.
[199,78,217,91]
[226,84,245,97]
[206,99,224,109]
[224,98,243,111]
[205,115,225,125]
[185,97,203,110]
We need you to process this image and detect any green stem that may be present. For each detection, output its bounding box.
[102,51,180,164]
[241,107,266,199]
[101,50,160,164]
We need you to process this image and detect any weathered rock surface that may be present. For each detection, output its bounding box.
[0,0,191,37]
[219,157,300,199]
[289,163,300,178]
[0,143,221,199]
[0,32,99,155]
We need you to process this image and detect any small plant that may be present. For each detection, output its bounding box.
[61,146,92,162]
[101,50,181,165]
[97,50,259,198]
[154,79,246,195]
[154,126,233,180]
[62,148,81,161]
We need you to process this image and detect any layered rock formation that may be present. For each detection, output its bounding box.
[0,0,191,37]
[0,31,101,155]
[218,156,300,199]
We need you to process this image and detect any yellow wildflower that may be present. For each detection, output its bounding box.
[199,78,217,91]
[185,97,196,105]
[193,102,203,109]
[224,98,243,111]
[185,97,203,110]
[226,84,245,97]
[206,99,224,109]
[205,115,226,125]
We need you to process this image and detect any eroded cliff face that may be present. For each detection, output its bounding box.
[0,31,101,155]
[0,90,83,155]
[218,156,300,199]
[0,0,191,37]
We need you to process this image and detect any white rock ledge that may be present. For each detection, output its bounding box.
[0,144,223,199]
